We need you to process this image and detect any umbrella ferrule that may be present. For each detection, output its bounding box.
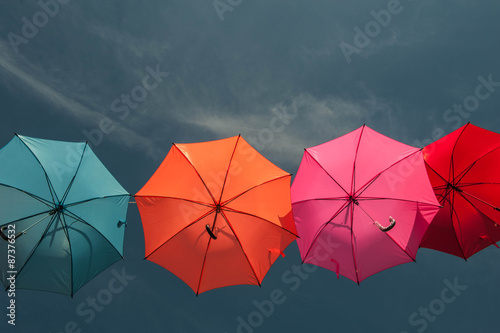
[50,204,64,215]
[447,183,462,192]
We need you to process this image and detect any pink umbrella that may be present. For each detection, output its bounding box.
[291,125,440,283]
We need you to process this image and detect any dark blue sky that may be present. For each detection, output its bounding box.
[1,1,500,332]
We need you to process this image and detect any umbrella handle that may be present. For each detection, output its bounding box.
[0,226,24,241]
[205,224,217,240]
[374,216,396,232]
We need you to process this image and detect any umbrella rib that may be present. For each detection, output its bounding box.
[59,213,74,297]
[351,124,366,195]
[459,182,500,187]
[423,161,450,186]
[448,123,470,185]
[349,202,360,284]
[16,134,60,204]
[457,192,500,254]
[133,195,214,208]
[0,183,54,207]
[144,209,216,259]
[303,150,349,196]
[62,208,124,260]
[63,194,131,208]
[196,226,214,296]
[61,213,124,296]
[0,210,53,228]
[219,211,262,286]
[10,214,58,283]
[221,207,299,238]
[217,135,240,204]
[446,191,467,259]
[455,145,500,185]
[222,174,291,206]
[173,144,217,205]
[290,197,347,205]
[459,191,500,225]
[301,202,350,263]
[460,190,499,211]
[356,203,416,262]
[358,197,441,207]
[453,162,475,185]
[61,143,88,204]
[355,150,422,198]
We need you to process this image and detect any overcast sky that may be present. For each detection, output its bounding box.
[1,1,500,332]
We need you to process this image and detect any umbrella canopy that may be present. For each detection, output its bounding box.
[136,135,297,295]
[420,123,500,259]
[0,135,129,296]
[292,125,440,283]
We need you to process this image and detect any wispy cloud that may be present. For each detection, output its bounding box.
[172,93,382,168]
[0,41,163,158]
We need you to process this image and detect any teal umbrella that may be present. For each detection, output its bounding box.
[0,135,129,297]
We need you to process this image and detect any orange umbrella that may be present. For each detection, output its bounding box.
[136,136,297,294]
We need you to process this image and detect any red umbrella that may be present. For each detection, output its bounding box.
[135,136,297,294]
[420,123,500,259]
